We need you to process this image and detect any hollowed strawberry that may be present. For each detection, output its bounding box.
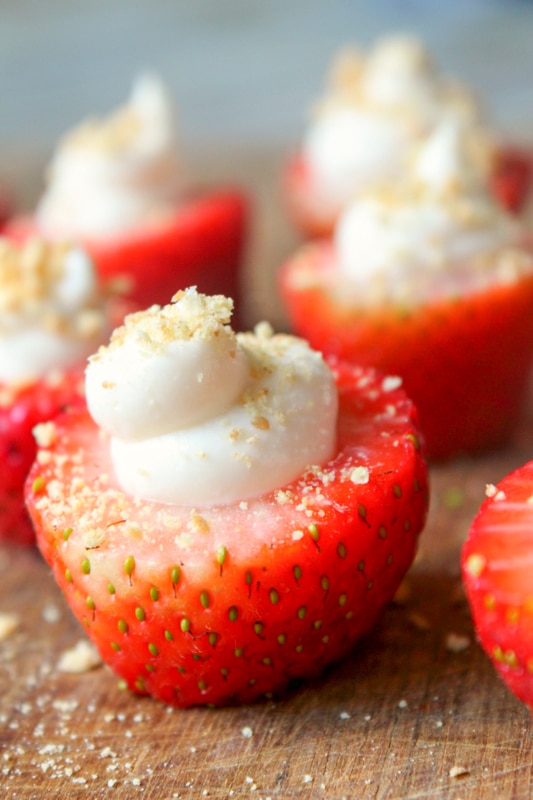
[26,361,428,707]
[280,243,533,460]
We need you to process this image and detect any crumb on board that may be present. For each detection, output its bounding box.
[0,612,20,640]
[445,632,471,653]
[57,639,102,673]
[449,765,470,778]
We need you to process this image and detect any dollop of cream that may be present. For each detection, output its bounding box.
[0,237,107,382]
[86,288,338,506]
[36,74,182,240]
[302,35,490,213]
[334,120,521,303]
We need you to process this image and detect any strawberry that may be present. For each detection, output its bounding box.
[0,370,85,546]
[491,146,532,215]
[6,188,249,325]
[26,361,428,708]
[462,461,533,709]
[279,243,533,460]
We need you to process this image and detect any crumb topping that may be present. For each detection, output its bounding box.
[93,288,234,358]
[64,108,142,155]
[0,238,69,315]
[0,237,106,341]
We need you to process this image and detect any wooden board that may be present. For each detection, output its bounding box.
[2,148,533,800]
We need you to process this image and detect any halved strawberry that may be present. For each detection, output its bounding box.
[279,243,533,460]
[462,461,533,709]
[491,146,532,215]
[26,361,428,707]
[0,370,85,546]
[6,189,249,325]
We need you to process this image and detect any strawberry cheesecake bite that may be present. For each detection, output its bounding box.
[280,120,533,461]
[26,287,428,707]
[462,462,533,710]
[6,75,248,319]
[0,237,112,545]
[285,34,527,239]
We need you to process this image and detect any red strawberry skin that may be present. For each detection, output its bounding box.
[0,371,85,546]
[26,362,428,707]
[462,461,533,709]
[491,146,532,215]
[6,189,249,324]
[280,244,533,460]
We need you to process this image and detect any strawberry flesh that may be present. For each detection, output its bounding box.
[26,362,428,707]
[462,461,533,709]
[0,371,85,545]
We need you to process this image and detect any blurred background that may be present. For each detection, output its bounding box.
[1,0,533,323]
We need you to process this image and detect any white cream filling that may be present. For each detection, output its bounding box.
[303,107,412,210]
[302,34,488,211]
[36,74,182,240]
[334,121,519,297]
[0,240,107,383]
[86,288,338,506]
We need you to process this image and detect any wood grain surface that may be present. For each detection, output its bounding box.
[2,144,533,800]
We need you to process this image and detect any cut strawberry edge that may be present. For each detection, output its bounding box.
[462,461,533,709]
[0,369,86,546]
[6,187,249,327]
[285,145,533,241]
[279,242,533,461]
[26,362,428,707]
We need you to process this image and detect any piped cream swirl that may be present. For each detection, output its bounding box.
[85,288,338,505]
[36,74,182,240]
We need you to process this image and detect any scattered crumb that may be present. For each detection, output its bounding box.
[33,421,57,448]
[408,612,431,631]
[485,484,506,502]
[0,612,19,640]
[57,640,102,673]
[445,633,471,653]
[241,726,253,739]
[42,603,61,624]
[449,765,470,779]
[303,775,313,784]
[348,466,370,485]
[339,711,351,720]
[382,376,402,392]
